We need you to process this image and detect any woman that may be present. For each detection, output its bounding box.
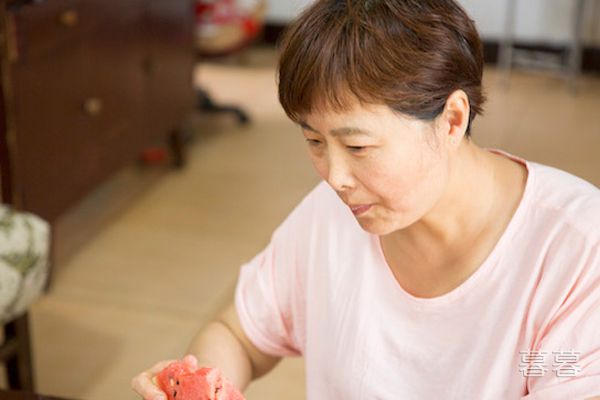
[132,1,600,398]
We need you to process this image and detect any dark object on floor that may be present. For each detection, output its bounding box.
[197,88,250,125]
[1,315,34,391]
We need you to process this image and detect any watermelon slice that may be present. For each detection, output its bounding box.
[157,361,245,400]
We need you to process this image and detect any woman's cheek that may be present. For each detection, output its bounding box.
[356,168,396,200]
[309,152,329,180]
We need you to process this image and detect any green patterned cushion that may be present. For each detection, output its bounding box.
[0,205,50,324]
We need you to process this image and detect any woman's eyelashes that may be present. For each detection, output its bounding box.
[346,145,366,153]
[305,139,368,154]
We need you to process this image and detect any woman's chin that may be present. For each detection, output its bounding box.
[355,212,413,236]
[356,218,395,236]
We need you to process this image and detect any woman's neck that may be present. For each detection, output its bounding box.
[382,140,501,273]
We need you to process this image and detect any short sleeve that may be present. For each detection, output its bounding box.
[235,234,303,357]
[521,243,600,399]
[234,186,320,358]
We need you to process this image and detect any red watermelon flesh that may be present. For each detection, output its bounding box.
[157,361,245,400]
[217,380,245,400]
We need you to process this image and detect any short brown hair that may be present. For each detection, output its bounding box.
[277,0,486,136]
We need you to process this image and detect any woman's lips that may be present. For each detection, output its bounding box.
[350,204,372,216]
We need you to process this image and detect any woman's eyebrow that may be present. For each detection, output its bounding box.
[299,121,374,136]
[330,127,374,137]
[299,121,319,132]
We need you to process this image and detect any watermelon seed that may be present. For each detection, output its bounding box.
[173,390,177,398]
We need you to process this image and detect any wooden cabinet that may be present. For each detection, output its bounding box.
[0,0,195,221]
[144,0,195,141]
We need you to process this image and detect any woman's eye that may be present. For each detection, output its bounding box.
[347,146,366,153]
[306,139,322,147]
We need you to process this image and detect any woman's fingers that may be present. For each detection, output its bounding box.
[131,359,175,400]
[183,354,199,370]
[131,356,202,399]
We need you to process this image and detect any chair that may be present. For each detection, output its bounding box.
[498,0,590,92]
[194,0,266,124]
[0,206,50,390]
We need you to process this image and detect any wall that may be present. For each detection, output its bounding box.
[265,0,312,23]
[265,0,600,45]
[459,0,600,45]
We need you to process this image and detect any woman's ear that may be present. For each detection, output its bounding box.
[440,90,470,147]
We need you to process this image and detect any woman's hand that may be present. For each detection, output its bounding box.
[132,303,278,398]
[131,354,198,400]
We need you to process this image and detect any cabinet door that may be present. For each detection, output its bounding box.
[143,0,195,142]
[10,0,98,221]
[77,0,146,182]
[11,0,147,221]
[10,0,82,62]
[9,0,192,221]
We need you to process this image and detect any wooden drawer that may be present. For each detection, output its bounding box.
[11,41,96,220]
[12,0,83,62]
[11,2,147,221]
[77,0,146,181]
[3,0,194,222]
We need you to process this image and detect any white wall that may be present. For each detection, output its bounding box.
[459,0,600,45]
[266,0,313,23]
[265,0,600,45]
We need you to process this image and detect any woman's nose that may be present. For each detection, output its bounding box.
[326,153,354,192]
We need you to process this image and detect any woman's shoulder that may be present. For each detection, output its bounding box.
[531,161,599,195]
[527,160,600,241]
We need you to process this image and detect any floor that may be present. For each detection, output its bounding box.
[6,47,600,399]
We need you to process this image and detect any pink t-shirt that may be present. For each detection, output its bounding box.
[235,149,600,399]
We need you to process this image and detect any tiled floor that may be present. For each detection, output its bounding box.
[8,48,600,399]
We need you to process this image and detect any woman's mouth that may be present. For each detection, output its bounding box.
[350,204,372,216]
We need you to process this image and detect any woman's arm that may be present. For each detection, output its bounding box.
[189,302,282,390]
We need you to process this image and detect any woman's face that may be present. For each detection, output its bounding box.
[300,101,452,236]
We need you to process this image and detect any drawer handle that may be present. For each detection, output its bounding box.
[59,10,79,27]
[83,98,103,116]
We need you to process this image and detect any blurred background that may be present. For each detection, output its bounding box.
[0,0,599,399]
